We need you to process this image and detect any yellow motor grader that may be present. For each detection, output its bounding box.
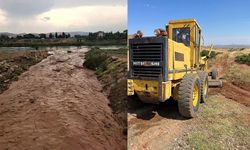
[127,19,220,118]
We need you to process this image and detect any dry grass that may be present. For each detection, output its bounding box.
[188,95,250,149]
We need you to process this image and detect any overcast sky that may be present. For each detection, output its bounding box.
[0,0,127,33]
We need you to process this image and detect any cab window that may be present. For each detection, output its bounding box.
[195,25,200,47]
[172,27,190,46]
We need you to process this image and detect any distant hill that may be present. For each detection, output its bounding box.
[0,32,17,37]
[215,45,250,48]
[211,45,250,48]
[0,31,89,38]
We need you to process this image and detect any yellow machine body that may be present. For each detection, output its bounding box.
[128,19,204,103]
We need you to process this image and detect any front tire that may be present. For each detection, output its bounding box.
[198,71,209,103]
[178,74,201,118]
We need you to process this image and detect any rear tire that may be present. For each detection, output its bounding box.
[178,74,201,118]
[198,71,208,103]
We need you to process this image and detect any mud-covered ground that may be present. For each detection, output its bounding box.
[0,49,126,149]
[0,51,49,93]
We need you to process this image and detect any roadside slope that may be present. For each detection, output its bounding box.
[209,50,250,106]
[0,50,125,149]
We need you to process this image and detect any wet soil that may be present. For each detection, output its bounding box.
[0,50,126,149]
[0,51,49,93]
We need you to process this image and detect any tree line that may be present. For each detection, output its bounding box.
[74,30,127,41]
[0,32,71,40]
[0,30,128,41]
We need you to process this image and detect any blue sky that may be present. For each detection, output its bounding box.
[128,0,250,45]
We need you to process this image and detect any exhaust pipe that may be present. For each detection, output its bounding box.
[154,28,167,37]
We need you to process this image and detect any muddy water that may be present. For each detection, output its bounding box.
[0,45,126,53]
[0,49,126,149]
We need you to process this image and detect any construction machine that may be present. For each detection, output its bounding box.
[127,19,220,118]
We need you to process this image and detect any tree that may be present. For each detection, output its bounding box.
[23,33,35,39]
[39,33,46,39]
[58,34,62,38]
[49,33,54,38]
[16,35,23,39]
[55,32,58,38]
[66,33,71,38]
[0,34,9,40]
[62,32,66,38]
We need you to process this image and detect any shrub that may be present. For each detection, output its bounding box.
[235,53,250,65]
[200,50,218,59]
[84,48,109,70]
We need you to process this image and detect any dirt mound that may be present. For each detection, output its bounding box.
[208,53,228,78]
[0,50,126,149]
[0,51,49,93]
[231,80,250,91]
[210,82,250,107]
[84,48,128,130]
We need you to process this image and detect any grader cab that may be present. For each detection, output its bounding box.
[127,19,219,118]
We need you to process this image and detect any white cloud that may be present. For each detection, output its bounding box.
[36,5,127,32]
[0,0,54,17]
[53,0,126,8]
[0,9,8,26]
[0,5,127,33]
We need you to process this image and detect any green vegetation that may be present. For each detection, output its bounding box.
[200,50,220,59]
[0,39,126,47]
[228,48,246,52]
[84,47,127,111]
[87,30,127,41]
[84,48,109,71]
[187,95,250,149]
[235,53,250,65]
[84,47,126,72]
[84,47,127,128]
[0,30,127,47]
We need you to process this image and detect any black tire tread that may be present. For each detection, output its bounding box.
[197,71,209,103]
[178,74,201,118]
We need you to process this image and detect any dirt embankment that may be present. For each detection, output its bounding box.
[84,48,128,132]
[0,51,49,93]
[208,50,250,107]
[0,49,126,149]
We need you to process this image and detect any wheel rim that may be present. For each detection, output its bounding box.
[192,84,199,106]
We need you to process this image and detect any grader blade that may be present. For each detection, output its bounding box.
[208,79,223,88]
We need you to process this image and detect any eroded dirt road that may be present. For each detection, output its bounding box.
[0,49,126,149]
